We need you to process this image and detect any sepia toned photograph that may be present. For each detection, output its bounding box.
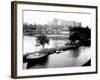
[11,1,97,78]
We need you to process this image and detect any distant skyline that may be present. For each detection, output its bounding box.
[23,10,91,27]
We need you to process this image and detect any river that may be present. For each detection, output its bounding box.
[23,36,91,69]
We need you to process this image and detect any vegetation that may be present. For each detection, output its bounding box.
[36,34,49,49]
[23,23,37,35]
[23,23,69,36]
[68,26,91,46]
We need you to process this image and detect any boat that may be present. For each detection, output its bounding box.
[23,51,49,62]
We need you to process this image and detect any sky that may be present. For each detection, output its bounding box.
[23,10,91,27]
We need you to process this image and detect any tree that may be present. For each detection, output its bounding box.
[36,34,49,48]
[68,26,91,44]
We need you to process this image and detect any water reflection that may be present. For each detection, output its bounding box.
[23,36,66,54]
[24,47,91,69]
[27,56,48,69]
[70,47,81,57]
[23,36,91,69]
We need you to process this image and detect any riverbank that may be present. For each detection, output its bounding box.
[23,41,87,62]
[23,46,91,69]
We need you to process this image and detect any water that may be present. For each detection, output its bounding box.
[23,36,91,69]
[23,36,66,54]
